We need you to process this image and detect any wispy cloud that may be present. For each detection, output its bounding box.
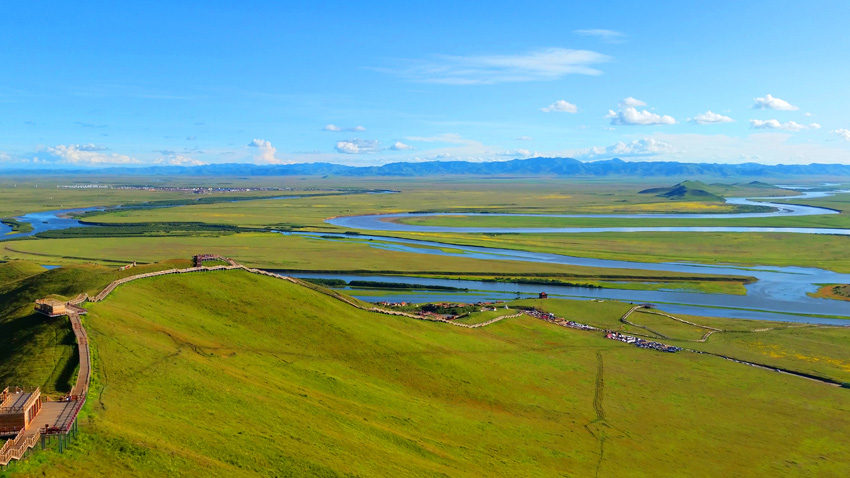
[752,94,798,111]
[406,133,480,145]
[830,129,850,141]
[574,29,627,43]
[689,111,734,124]
[324,124,366,132]
[541,100,578,113]
[74,121,108,129]
[497,149,537,158]
[750,119,820,131]
[154,154,207,166]
[379,48,610,85]
[516,136,533,141]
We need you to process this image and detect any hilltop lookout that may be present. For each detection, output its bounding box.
[34,299,66,317]
[0,387,42,437]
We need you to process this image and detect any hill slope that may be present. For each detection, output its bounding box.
[0,260,192,395]
[639,181,725,201]
[5,269,850,477]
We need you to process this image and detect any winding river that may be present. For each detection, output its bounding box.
[2,189,849,323]
[326,191,850,234]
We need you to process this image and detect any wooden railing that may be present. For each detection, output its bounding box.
[0,427,41,466]
[0,387,40,414]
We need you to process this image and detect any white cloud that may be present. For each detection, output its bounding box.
[619,97,646,108]
[154,154,207,166]
[247,138,286,164]
[541,100,578,113]
[689,111,734,124]
[571,138,679,160]
[752,94,798,111]
[831,129,850,141]
[606,107,676,126]
[390,141,415,151]
[498,149,536,158]
[516,136,533,141]
[573,29,626,43]
[380,47,610,85]
[335,139,380,154]
[608,138,677,155]
[749,119,819,131]
[324,124,366,132]
[44,144,139,165]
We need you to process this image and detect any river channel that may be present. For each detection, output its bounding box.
[326,191,850,234]
[2,189,848,323]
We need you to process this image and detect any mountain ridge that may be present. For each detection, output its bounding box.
[3,157,850,177]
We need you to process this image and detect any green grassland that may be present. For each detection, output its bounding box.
[0,233,755,288]
[0,175,366,218]
[0,260,194,396]
[3,268,849,477]
[387,230,850,273]
[514,298,850,382]
[390,188,850,230]
[42,178,850,274]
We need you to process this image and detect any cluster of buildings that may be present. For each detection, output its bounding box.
[605,332,682,353]
[376,301,408,307]
[524,309,598,331]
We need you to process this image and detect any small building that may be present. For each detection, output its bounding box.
[0,387,42,436]
[539,292,548,299]
[35,299,67,317]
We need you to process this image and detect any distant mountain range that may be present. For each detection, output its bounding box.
[5,157,850,177]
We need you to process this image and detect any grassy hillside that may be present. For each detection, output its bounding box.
[3,269,848,477]
[0,260,192,395]
[0,261,46,287]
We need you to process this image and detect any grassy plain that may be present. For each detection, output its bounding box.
[44,177,850,273]
[387,230,850,273]
[0,233,754,289]
[3,269,849,477]
[513,299,850,382]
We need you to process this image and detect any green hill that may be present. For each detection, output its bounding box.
[0,261,46,287]
[0,260,193,395]
[3,268,848,477]
[639,181,725,201]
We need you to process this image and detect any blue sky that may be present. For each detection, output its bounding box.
[2,0,850,168]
